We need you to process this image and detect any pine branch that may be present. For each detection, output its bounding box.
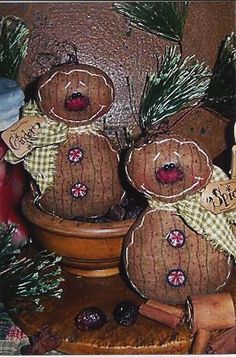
[0,224,63,311]
[139,46,211,133]
[0,224,20,266]
[204,33,236,120]
[113,2,189,42]
[0,16,29,80]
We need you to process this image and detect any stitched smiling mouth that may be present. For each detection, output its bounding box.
[156,163,184,184]
[64,92,90,112]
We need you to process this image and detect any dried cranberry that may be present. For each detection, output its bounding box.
[113,301,138,326]
[75,307,107,330]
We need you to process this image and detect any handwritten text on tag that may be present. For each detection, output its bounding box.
[1,116,44,158]
[201,180,236,214]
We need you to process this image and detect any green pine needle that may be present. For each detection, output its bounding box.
[0,224,19,261]
[204,33,236,120]
[0,16,29,80]
[113,2,189,42]
[139,46,211,133]
[0,224,63,311]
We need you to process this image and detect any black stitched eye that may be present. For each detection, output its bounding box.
[71,92,82,99]
[163,163,176,170]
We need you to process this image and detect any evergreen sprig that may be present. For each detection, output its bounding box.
[204,33,236,120]
[0,16,29,80]
[139,46,211,133]
[0,224,63,311]
[0,225,20,266]
[113,2,189,42]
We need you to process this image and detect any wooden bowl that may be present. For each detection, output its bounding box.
[22,193,134,278]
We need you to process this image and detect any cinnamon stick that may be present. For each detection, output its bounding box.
[139,299,185,329]
[191,328,210,354]
[207,326,236,354]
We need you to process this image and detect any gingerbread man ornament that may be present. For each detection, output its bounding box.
[6,64,124,220]
[123,135,236,304]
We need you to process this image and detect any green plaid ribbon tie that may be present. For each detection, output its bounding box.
[149,165,236,259]
[4,102,98,194]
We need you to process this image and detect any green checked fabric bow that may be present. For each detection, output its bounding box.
[149,166,236,259]
[4,102,98,194]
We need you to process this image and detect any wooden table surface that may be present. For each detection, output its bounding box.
[9,250,236,355]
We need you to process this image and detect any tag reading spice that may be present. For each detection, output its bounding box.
[1,116,45,158]
[201,180,236,214]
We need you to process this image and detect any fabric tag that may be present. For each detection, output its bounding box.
[1,115,45,158]
[201,179,236,214]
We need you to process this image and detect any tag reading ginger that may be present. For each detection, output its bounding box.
[201,180,236,214]
[1,116,45,158]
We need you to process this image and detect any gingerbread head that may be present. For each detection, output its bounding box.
[125,135,213,203]
[37,63,114,127]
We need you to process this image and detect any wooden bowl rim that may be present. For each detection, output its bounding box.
[22,193,134,239]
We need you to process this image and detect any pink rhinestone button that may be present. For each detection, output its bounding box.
[167,229,185,248]
[68,147,83,163]
[70,182,88,198]
[167,269,186,287]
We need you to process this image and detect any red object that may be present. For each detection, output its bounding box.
[167,229,185,248]
[7,324,28,340]
[156,166,184,184]
[68,147,83,163]
[0,137,28,247]
[70,181,88,198]
[65,93,90,112]
[167,269,186,287]
[21,325,62,355]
